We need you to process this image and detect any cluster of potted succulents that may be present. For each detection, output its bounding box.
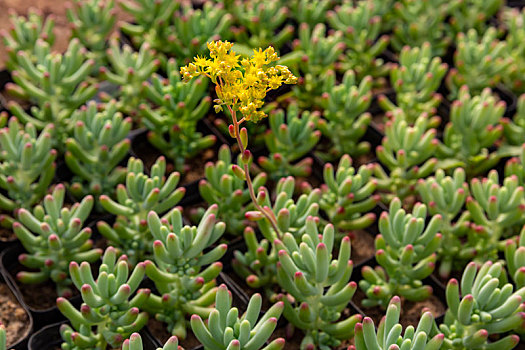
[2,0,525,349]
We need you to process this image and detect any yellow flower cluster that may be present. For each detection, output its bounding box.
[181,41,297,122]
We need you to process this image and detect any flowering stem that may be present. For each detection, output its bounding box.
[228,105,283,240]
[180,41,297,241]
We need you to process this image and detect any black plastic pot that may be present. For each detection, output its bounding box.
[437,98,451,129]
[28,321,160,350]
[495,84,518,118]
[0,269,33,350]
[0,239,16,256]
[0,69,12,107]
[0,242,82,330]
[0,69,11,90]
[380,49,399,65]
[506,0,525,7]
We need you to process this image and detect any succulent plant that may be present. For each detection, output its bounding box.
[232,226,277,291]
[140,59,215,172]
[505,144,525,186]
[282,23,344,108]
[317,70,373,160]
[274,216,361,349]
[7,39,97,150]
[191,284,285,350]
[360,198,442,308]
[0,323,5,350]
[66,0,117,69]
[351,296,445,350]
[502,8,525,95]
[168,2,233,61]
[290,0,331,25]
[231,0,293,51]
[502,95,525,147]
[292,22,344,77]
[14,184,100,297]
[57,246,150,349]
[0,118,56,217]
[437,87,504,176]
[123,333,180,350]
[249,176,321,241]
[505,226,525,289]
[197,145,267,236]
[448,0,503,36]
[303,155,378,233]
[374,112,438,203]
[119,0,178,51]
[327,0,390,80]
[465,170,525,263]
[143,205,226,339]
[258,103,320,179]
[1,8,55,71]
[125,1,232,61]
[99,40,160,116]
[97,156,185,265]
[438,261,525,349]
[446,28,510,98]
[391,0,451,56]
[65,101,130,200]
[233,177,320,290]
[417,168,471,278]
[379,43,448,123]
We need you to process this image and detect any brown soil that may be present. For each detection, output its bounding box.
[371,115,387,133]
[0,0,132,70]
[0,226,15,242]
[93,236,108,251]
[182,148,216,185]
[271,326,302,349]
[183,202,209,226]
[353,287,446,329]
[432,268,463,289]
[229,272,259,303]
[371,84,393,96]
[353,153,376,168]
[296,173,322,191]
[0,283,30,347]
[269,307,358,349]
[227,270,281,313]
[9,261,78,310]
[348,230,375,266]
[147,318,202,350]
[265,172,322,198]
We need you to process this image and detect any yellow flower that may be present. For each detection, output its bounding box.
[181,41,298,122]
[193,56,209,68]
[268,75,284,90]
[252,48,267,67]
